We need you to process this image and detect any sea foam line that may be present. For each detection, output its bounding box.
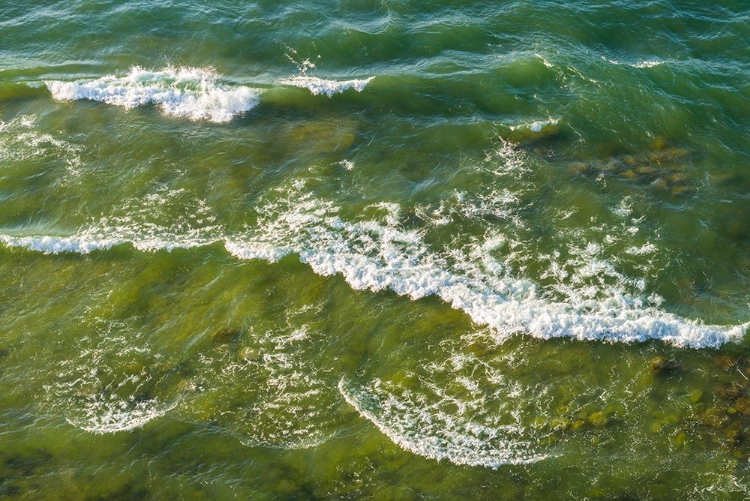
[338,378,546,468]
[1,211,746,350]
[67,399,178,434]
[45,66,261,123]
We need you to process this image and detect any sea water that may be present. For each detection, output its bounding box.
[1,1,750,498]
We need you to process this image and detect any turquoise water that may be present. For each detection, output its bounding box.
[2,1,750,498]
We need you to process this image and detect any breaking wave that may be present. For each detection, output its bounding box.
[2,186,746,350]
[279,75,375,97]
[45,66,261,122]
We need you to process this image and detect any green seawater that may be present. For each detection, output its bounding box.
[2,1,750,498]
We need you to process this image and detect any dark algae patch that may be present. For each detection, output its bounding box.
[0,449,53,498]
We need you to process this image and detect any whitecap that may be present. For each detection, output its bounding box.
[0,234,120,254]
[338,159,355,171]
[509,118,559,133]
[225,185,748,349]
[602,56,663,69]
[45,325,181,435]
[280,75,374,97]
[45,66,261,122]
[630,60,663,68]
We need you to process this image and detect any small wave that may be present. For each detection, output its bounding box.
[280,75,374,97]
[0,234,120,254]
[67,399,177,434]
[506,118,561,145]
[509,118,559,133]
[630,60,663,68]
[338,378,546,468]
[2,185,747,349]
[2,227,746,349]
[0,230,213,254]
[2,225,747,349]
[44,66,260,122]
[46,326,181,435]
[602,57,663,69]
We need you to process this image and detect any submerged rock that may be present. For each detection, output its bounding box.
[688,389,704,403]
[239,346,261,362]
[587,411,609,427]
[716,384,745,401]
[547,417,572,431]
[287,120,357,155]
[466,341,499,358]
[722,218,750,240]
[702,407,730,429]
[670,185,697,196]
[5,449,53,475]
[672,430,688,447]
[564,141,695,194]
[571,419,587,432]
[567,161,591,175]
[651,137,668,151]
[211,327,240,343]
[649,356,681,374]
[276,479,299,495]
[734,397,750,416]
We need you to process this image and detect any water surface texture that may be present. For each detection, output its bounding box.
[2,1,750,498]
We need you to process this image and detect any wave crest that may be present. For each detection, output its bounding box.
[45,66,260,122]
[280,75,374,97]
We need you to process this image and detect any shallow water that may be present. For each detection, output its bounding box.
[2,1,750,498]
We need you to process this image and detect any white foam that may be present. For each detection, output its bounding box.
[67,399,177,434]
[245,185,748,348]
[338,159,355,171]
[482,137,529,175]
[339,378,546,468]
[0,234,119,254]
[510,118,559,133]
[3,183,747,349]
[535,53,554,68]
[602,56,663,69]
[625,243,657,256]
[630,60,663,68]
[179,322,341,449]
[44,326,180,434]
[0,115,81,172]
[45,66,260,122]
[280,75,374,97]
